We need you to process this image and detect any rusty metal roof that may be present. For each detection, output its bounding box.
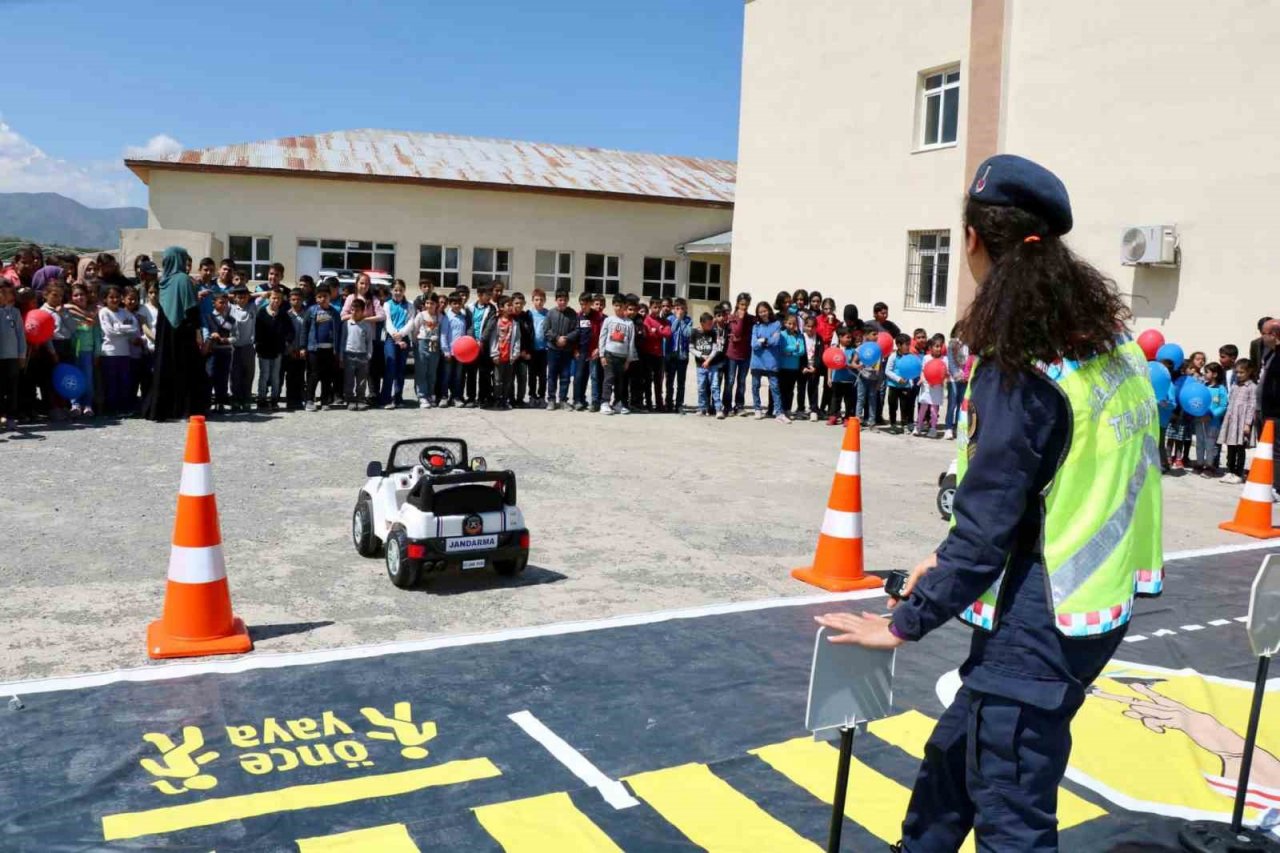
[127,129,736,206]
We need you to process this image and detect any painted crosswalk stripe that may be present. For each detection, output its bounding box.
[1152,628,1177,637]
[624,763,820,852]
[1180,624,1204,632]
[474,792,623,852]
[1209,619,1232,626]
[508,710,638,809]
[1123,635,1148,643]
[297,822,421,852]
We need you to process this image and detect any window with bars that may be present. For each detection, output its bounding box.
[584,253,620,295]
[229,235,272,281]
[642,257,678,299]
[419,244,460,289]
[904,230,950,310]
[535,250,573,292]
[472,247,511,287]
[919,67,960,148]
[686,260,722,303]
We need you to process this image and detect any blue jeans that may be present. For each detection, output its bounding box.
[574,357,602,407]
[441,356,463,402]
[696,365,724,413]
[72,351,96,409]
[546,349,574,402]
[945,380,967,430]
[415,341,440,402]
[751,368,781,415]
[665,355,688,410]
[856,375,879,426]
[724,358,749,412]
[380,338,409,404]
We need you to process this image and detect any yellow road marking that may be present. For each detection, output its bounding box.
[624,762,820,852]
[297,822,420,851]
[101,758,500,841]
[474,791,623,852]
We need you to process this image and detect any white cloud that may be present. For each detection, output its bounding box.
[124,134,184,160]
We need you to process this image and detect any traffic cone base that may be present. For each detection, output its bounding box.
[147,616,251,659]
[1219,421,1280,539]
[791,566,884,591]
[1218,520,1280,539]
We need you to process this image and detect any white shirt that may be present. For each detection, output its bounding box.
[137,303,158,353]
[99,307,139,357]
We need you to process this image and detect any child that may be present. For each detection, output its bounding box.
[1186,351,1207,379]
[381,281,416,409]
[1219,345,1239,390]
[777,313,804,419]
[126,286,152,406]
[1198,362,1229,477]
[1167,366,1195,469]
[411,293,442,407]
[66,283,102,417]
[628,299,650,411]
[944,326,971,440]
[1219,358,1256,484]
[797,315,822,421]
[884,334,914,433]
[691,311,725,418]
[826,326,857,426]
[98,285,138,416]
[341,298,374,411]
[914,335,946,437]
[0,280,25,430]
[527,289,549,406]
[749,302,786,422]
[204,292,235,413]
[510,292,533,406]
[464,285,495,407]
[816,298,838,417]
[254,288,293,410]
[284,288,308,410]
[486,296,522,409]
[598,294,637,415]
[723,294,755,416]
[228,286,258,412]
[665,298,692,413]
[36,282,71,419]
[575,293,605,412]
[640,300,671,411]
[438,291,469,406]
[303,284,343,411]
[855,324,880,429]
[542,289,577,410]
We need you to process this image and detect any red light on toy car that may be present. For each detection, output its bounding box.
[519,532,530,549]
[428,455,445,468]
[407,543,426,559]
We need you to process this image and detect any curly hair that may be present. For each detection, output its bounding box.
[958,197,1131,376]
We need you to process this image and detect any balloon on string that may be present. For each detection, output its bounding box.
[1178,380,1212,417]
[896,354,923,381]
[1137,329,1165,361]
[822,347,847,370]
[856,342,881,367]
[877,331,894,357]
[23,310,53,345]
[452,335,480,364]
[1155,343,1184,373]
[1148,361,1172,399]
[923,357,948,386]
[52,363,86,400]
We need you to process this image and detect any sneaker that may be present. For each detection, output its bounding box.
[776,413,792,424]
[546,401,557,411]
[1220,473,1240,484]
[83,407,95,417]
[740,409,754,417]
[618,405,631,415]
[945,429,955,440]
[575,403,587,412]
[809,412,818,422]
[443,399,456,408]
[600,403,614,415]
[753,410,766,420]
[827,416,839,426]
[70,404,83,417]
[419,399,430,409]
[384,403,396,410]
[715,411,726,420]
[305,403,316,412]
[590,405,600,413]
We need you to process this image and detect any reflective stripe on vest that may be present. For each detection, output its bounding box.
[955,341,1164,638]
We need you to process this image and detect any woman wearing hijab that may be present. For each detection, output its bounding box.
[76,257,98,287]
[30,265,66,295]
[142,246,209,421]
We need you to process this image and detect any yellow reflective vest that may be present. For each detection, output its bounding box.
[954,340,1164,638]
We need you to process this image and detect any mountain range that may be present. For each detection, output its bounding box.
[0,192,146,250]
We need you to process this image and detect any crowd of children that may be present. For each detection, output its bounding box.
[1156,345,1260,484]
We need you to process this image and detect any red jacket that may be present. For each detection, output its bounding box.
[640,313,671,357]
[815,313,839,346]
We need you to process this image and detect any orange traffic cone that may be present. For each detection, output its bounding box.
[1220,419,1280,539]
[792,418,884,591]
[147,416,253,659]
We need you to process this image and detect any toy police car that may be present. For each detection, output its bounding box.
[352,438,530,588]
[937,459,957,521]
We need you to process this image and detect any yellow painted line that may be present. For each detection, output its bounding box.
[474,791,623,852]
[297,822,421,852]
[624,762,820,852]
[101,758,500,841]
[866,711,1107,831]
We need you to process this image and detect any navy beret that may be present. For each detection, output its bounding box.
[968,154,1073,236]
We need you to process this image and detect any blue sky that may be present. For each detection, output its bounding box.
[1,0,743,209]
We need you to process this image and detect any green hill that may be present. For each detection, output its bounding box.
[0,192,145,250]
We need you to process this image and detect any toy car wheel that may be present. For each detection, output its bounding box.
[352,495,379,557]
[494,555,528,576]
[937,474,957,521]
[384,526,420,589]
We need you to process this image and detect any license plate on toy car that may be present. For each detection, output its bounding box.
[461,559,486,570]
[446,535,497,553]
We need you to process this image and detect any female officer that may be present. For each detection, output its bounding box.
[818,154,1163,852]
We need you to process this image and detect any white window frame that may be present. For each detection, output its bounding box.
[904,229,950,311]
[308,238,397,276]
[642,257,679,299]
[535,250,573,293]
[419,244,460,290]
[228,234,272,281]
[584,252,621,295]
[918,66,961,150]
[685,259,723,303]
[472,247,511,287]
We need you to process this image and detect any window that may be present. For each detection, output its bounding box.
[228,235,272,281]
[535,250,573,292]
[311,239,396,275]
[643,258,678,299]
[919,67,960,148]
[472,247,511,287]
[686,260,722,303]
[904,230,950,310]
[584,253,621,294]
[419,244,460,289]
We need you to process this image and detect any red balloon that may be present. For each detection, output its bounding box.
[877,331,893,357]
[452,335,480,364]
[822,347,847,370]
[923,357,948,386]
[1137,329,1165,361]
[23,309,53,345]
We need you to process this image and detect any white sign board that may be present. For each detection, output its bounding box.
[805,628,895,734]
[1247,554,1280,658]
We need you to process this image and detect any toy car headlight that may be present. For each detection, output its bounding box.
[470,457,487,472]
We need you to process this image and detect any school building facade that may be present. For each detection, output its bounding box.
[123,130,735,311]
[731,0,1279,352]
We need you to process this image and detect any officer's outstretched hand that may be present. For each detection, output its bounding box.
[814,613,904,649]
[888,551,938,610]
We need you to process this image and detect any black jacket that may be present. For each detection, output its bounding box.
[254,306,295,359]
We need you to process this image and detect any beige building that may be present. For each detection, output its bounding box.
[733,0,1279,352]
[125,129,734,312]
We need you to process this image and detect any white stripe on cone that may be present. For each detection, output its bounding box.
[1242,481,1274,504]
[167,545,228,584]
[835,450,861,477]
[1255,443,1274,461]
[178,463,215,497]
[820,508,863,539]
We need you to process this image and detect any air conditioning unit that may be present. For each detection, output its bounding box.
[1121,225,1178,266]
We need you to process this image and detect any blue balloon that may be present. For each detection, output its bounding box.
[896,354,923,381]
[857,342,881,366]
[1148,361,1171,399]
[1178,380,1212,417]
[52,363,85,400]
[1155,343,1185,372]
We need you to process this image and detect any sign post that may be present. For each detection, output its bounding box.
[806,628,895,853]
[1179,555,1280,853]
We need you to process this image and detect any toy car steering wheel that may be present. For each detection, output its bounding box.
[419,445,458,472]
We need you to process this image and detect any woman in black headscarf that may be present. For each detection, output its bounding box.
[142,246,209,421]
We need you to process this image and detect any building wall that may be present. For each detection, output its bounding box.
[1003,0,1280,354]
[733,0,970,334]
[145,170,732,305]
